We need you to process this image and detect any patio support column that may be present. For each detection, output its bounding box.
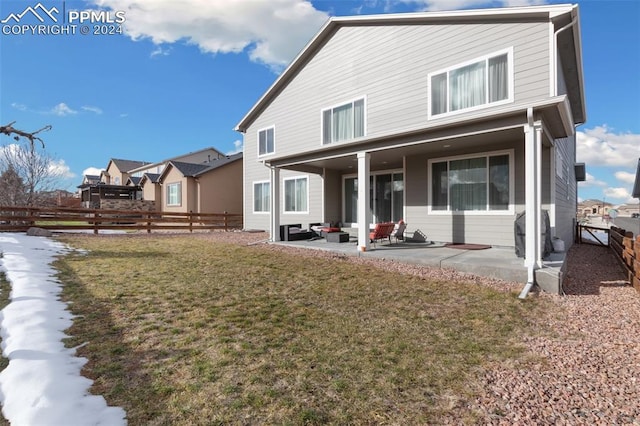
[524,108,543,275]
[270,166,280,242]
[357,152,371,252]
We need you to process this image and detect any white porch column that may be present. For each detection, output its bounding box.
[270,167,280,242]
[357,152,371,251]
[524,111,542,273]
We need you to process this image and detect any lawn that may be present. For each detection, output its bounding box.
[53,234,550,424]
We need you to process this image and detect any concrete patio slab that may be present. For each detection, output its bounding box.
[274,237,566,294]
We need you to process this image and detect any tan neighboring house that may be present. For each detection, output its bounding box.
[158,153,243,214]
[139,173,162,204]
[126,147,226,204]
[615,203,640,217]
[101,158,149,186]
[577,199,612,217]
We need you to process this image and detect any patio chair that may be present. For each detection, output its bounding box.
[369,222,396,247]
[391,220,406,243]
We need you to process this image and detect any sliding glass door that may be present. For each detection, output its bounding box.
[344,172,403,225]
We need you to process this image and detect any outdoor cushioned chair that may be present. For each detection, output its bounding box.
[369,222,396,247]
[391,220,406,243]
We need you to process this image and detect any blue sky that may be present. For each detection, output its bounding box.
[1,0,638,205]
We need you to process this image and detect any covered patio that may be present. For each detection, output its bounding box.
[274,233,567,295]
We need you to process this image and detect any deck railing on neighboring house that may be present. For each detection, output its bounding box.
[0,206,243,234]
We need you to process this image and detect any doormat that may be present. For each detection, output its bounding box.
[444,243,491,250]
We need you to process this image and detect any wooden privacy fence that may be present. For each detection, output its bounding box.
[0,206,243,234]
[609,226,640,293]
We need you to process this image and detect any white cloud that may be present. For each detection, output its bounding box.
[150,45,172,58]
[576,126,640,168]
[81,106,103,114]
[603,186,636,204]
[578,172,607,188]
[398,0,545,11]
[82,167,104,177]
[51,103,78,116]
[615,170,636,185]
[49,159,75,179]
[227,139,244,155]
[11,102,27,111]
[92,0,329,71]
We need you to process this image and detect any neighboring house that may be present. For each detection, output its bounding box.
[613,203,640,217]
[578,199,612,217]
[101,158,149,186]
[126,147,227,203]
[140,173,161,204]
[81,174,101,185]
[235,5,586,275]
[79,148,238,212]
[158,153,243,214]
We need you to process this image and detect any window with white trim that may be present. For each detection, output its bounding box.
[258,126,275,156]
[429,49,512,117]
[253,181,270,213]
[429,151,512,212]
[284,176,308,213]
[322,98,365,144]
[166,182,181,206]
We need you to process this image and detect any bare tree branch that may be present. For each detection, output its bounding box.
[0,121,52,149]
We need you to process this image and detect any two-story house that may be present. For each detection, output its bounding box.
[235,4,586,282]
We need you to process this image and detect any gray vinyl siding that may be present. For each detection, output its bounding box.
[246,21,550,158]
[243,19,554,235]
[553,135,577,249]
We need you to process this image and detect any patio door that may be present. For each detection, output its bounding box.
[343,172,403,226]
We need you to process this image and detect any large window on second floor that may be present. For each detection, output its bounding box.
[429,150,512,213]
[258,126,275,157]
[166,182,181,206]
[284,176,308,213]
[429,48,513,117]
[322,98,365,145]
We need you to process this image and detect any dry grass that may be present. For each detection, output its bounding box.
[53,233,551,425]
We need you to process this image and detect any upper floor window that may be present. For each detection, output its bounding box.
[166,182,181,206]
[322,98,365,145]
[429,48,513,117]
[258,126,275,157]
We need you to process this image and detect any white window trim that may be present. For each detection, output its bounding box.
[427,47,514,120]
[427,149,515,215]
[166,182,182,207]
[283,175,309,214]
[252,180,270,214]
[320,95,367,146]
[257,125,275,158]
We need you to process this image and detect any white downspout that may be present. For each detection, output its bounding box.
[552,15,577,96]
[519,107,537,299]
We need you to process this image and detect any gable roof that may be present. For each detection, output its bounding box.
[127,147,226,175]
[126,176,142,186]
[109,158,150,173]
[235,3,584,133]
[140,173,161,185]
[158,153,243,182]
